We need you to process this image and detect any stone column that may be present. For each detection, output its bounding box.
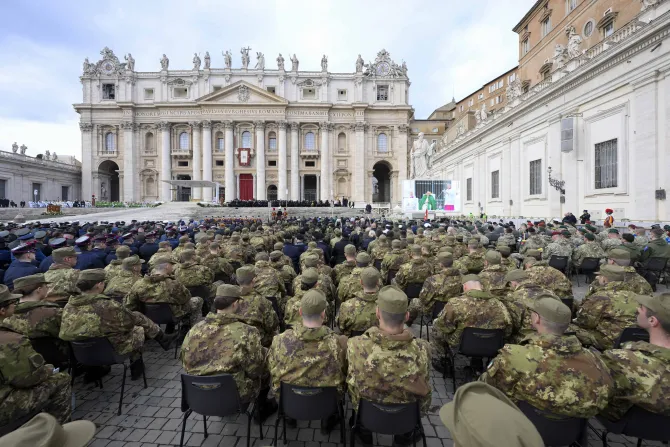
[191,121,202,201]
[316,174,321,201]
[79,123,93,200]
[121,122,136,203]
[202,120,213,202]
[353,122,367,204]
[252,173,257,199]
[159,121,171,202]
[290,122,299,200]
[278,121,288,200]
[300,173,305,201]
[319,122,330,201]
[224,121,234,203]
[255,121,266,200]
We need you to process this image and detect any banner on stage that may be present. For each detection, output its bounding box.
[402,179,461,212]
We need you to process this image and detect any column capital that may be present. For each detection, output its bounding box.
[354,122,368,132]
[189,121,202,129]
[201,120,212,129]
[158,121,171,131]
[223,120,234,130]
[120,121,134,130]
[290,122,299,132]
[319,121,331,131]
[398,124,409,134]
[277,120,288,130]
[79,122,93,132]
[253,120,266,130]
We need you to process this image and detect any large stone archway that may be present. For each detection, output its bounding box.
[372,161,392,203]
[98,160,120,202]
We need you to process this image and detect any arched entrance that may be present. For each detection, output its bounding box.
[372,162,391,203]
[175,175,191,201]
[267,185,278,201]
[98,160,120,202]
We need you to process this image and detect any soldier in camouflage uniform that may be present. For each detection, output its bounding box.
[497,245,518,271]
[453,239,485,274]
[60,270,177,378]
[126,256,203,327]
[481,297,613,418]
[572,232,606,268]
[337,252,380,304]
[201,242,235,283]
[148,241,176,271]
[0,284,72,426]
[601,229,623,252]
[284,269,332,328]
[272,242,295,269]
[329,228,342,250]
[347,286,431,444]
[431,275,513,363]
[633,227,649,248]
[333,244,357,286]
[269,250,296,286]
[297,255,336,302]
[446,235,466,259]
[299,242,325,270]
[619,234,642,263]
[370,234,390,267]
[519,228,548,255]
[254,252,286,300]
[393,245,434,293]
[541,231,574,265]
[173,249,215,308]
[172,235,191,261]
[600,293,670,421]
[105,245,131,280]
[249,230,267,253]
[103,256,144,300]
[522,252,573,298]
[498,228,516,247]
[478,251,509,297]
[586,249,653,296]
[571,265,638,350]
[235,266,279,347]
[416,252,462,315]
[181,284,276,419]
[44,247,80,305]
[338,268,380,336]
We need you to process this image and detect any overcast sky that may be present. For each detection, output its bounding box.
[0,0,534,158]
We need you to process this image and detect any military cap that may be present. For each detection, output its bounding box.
[439,246,454,253]
[47,237,66,249]
[437,252,453,263]
[635,293,670,322]
[34,230,46,239]
[230,234,240,242]
[255,252,270,262]
[334,228,342,236]
[145,231,157,238]
[356,252,371,264]
[584,232,595,241]
[598,264,625,281]
[270,250,283,261]
[361,267,380,286]
[76,235,93,246]
[608,229,619,234]
[525,249,541,259]
[307,241,317,248]
[608,248,630,260]
[180,249,196,262]
[379,234,387,241]
[0,230,9,239]
[377,285,408,314]
[391,239,402,249]
[78,269,106,283]
[410,244,422,256]
[179,235,190,243]
[304,255,319,267]
[504,269,528,283]
[122,256,145,267]
[439,382,543,447]
[12,273,52,293]
[301,268,319,285]
[585,224,597,232]
[153,255,176,265]
[496,245,511,256]
[122,232,133,239]
[11,243,35,255]
[236,266,256,283]
[52,246,78,260]
[526,296,572,324]
[15,228,30,237]
[0,284,21,304]
[467,238,480,248]
[274,242,284,250]
[216,284,241,298]
[301,289,328,315]
[461,274,481,284]
[561,230,571,238]
[0,412,96,447]
[484,250,501,265]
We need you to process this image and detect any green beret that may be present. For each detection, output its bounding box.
[584,233,595,241]
[376,285,408,314]
[598,264,625,281]
[301,289,327,315]
[301,268,319,285]
[485,251,501,264]
[526,296,572,324]
[12,273,51,293]
[585,225,597,232]
[561,230,571,238]
[461,274,480,284]
[236,266,256,282]
[216,284,241,298]
[504,269,528,283]
[608,249,630,260]
[608,229,619,234]
[79,269,106,283]
[344,244,357,255]
[356,252,371,264]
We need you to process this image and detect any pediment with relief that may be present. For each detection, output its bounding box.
[197,81,288,105]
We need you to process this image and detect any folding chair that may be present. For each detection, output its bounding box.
[641,257,668,291]
[549,255,570,278]
[180,373,264,447]
[0,409,41,437]
[613,327,649,349]
[575,257,600,287]
[143,302,188,359]
[405,282,423,300]
[444,328,505,390]
[592,406,670,447]
[517,401,587,446]
[70,337,147,415]
[274,383,345,446]
[419,301,446,341]
[351,399,427,447]
[30,337,74,373]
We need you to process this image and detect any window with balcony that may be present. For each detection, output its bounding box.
[215,132,224,152]
[179,132,189,150]
[604,21,614,37]
[304,132,315,151]
[104,132,115,152]
[241,131,251,148]
[377,133,388,153]
[268,131,277,151]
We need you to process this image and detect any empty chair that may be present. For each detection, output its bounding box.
[517,401,587,447]
[548,255,570,277]
[444,328,505,390]
[594,406,670,447]
[70,337,147,415]
[419,301,447,341]
[180,373,264,447]
[405,282,423,300]
[575,257,600,287]
[613,327,649,348]
[351,399,427,447]
[143,302,187,359]
[274,383,345,446]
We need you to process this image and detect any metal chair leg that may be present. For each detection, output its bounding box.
[273,411,280,447]
[283,410,287,445]
[203,415,207,438]
[246,411,252,447]
[179,410,191,447]
[141,356,148,389]
[118,364,127,415]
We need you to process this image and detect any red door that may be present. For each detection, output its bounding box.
[239,174,254,200]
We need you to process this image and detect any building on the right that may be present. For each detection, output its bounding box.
[427,0,670,222]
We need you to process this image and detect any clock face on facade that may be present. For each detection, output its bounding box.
[376,62,390,76]
[102,61,115,75]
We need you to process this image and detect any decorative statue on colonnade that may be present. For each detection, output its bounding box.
[410,132,435,179]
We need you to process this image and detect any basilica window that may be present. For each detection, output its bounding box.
[522,38,530,56]
[377,133,388,153]
[338,132,346,153]
[466,178,473,201]
[541,17,551,37]
[144,88,154,100]
[491,170,500,199]
[102,84,115,100]
[376,85,389,101]
[304,132,315,151]
[179,132,189,150]
[215,132,224,152]
[268,132,277,151]
[145,132,155,152]
[241,131,251,148]
[529,159,542,195]
[595,139,618,189]
[104,132,116,152]
[267,86,276,94]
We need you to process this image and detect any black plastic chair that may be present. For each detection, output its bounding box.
[373,259,382,271]
[613,327,649,348]
[593,406,670,447]
[560,298,575,317]
[30,337,74,373]
[642,257,668,291]
[143,302,187,359]
[284,281,294,298]
[70,337,147,415]
[274,383,345,446]
[351,399,427,447]
[405,282,423,300]
[517,401,587,446]
[350,330,365,337]
[419,301,446,341]
[180,374,263,447]
[549,255,570,277]
[444,328,505,390]
[386,269,398,286]
[0,409,40,437]
[575,257,600,286]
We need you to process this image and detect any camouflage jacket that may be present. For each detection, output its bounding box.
[418,268,462,314]
[268,324,347,397]
[370,243,390,262]
[433,289,513,347]
[249,235,267,252]
[2,301,62,339]
[181,312,265,402]
[337,267,382,303]
[501,257,518,272]
[174,261,214,288]
[295,271,336,302]
[541,240,574,261]
[394,258,434,290]
[525,263,572,298]
[601,341,670,420]
[572,241,606,267]
[520,235,547,254]
[44,264,80,302]
[125,274,192,319]
[222,243,245,263]
[172,243,189,261]
[270,260,297,284]
[586,267,653,297]
[60,293,144,355]
[104,260,123,280]
[573,281,638,350]
[347,327,431,413]
[380,250,409,281]
[337,291,379,337]
[103,271,142,300]
[498,234,516,247]
[501,283,560,342]
[284,289,333,329]
[453,252,485,274]
[601,238,623,252]
[481,333,613,418]
[237,287,279,348]
[633,236,649,248]
[201,254,234,282]
[254,261,286,299]
[333,260,356,286]
[478,265,509,297]
[148,248,177,270]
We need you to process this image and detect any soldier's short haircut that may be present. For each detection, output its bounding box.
[214,295,239,310]
[301,312,322,324]
[380,310,406,327]
[76,279,101,292]
[645,308,670,334]
[651,228,664,238]
[622,234,635,243]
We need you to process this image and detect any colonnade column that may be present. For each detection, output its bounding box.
[122,122,136,203]
[224,121,234,203]
[255,121,266,200]
[191,121,202,201]
[353,122,367,204]
[320,122,330,201]
[159,121,171,202]
[202,120,212,202]
[290,122,299,200]
[278,121,288,200]
[79,123,93,200]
